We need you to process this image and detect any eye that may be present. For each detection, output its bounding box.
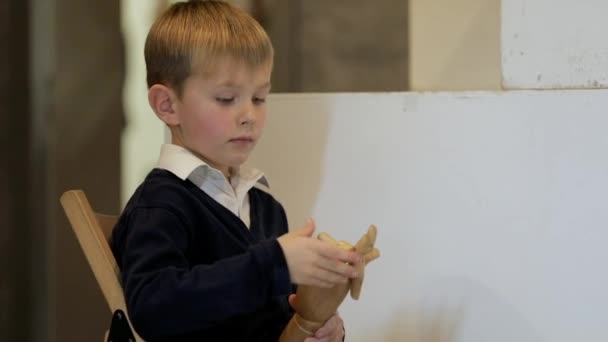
[253,97,266,105]
[215,97,235,104]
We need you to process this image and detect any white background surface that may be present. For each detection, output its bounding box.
[502,0,608,89]
[249,91,608,341]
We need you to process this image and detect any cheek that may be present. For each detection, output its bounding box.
[257,110,267,128]
[190,114,235,148]
[180,102,223,138]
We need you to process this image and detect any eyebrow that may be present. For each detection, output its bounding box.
[217,81,272,90]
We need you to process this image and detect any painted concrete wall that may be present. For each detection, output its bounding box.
[249,91,608,341]
[502,0,608,89]
[121,0,165,205]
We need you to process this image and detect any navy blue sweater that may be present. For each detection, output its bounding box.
[111,169,294,341]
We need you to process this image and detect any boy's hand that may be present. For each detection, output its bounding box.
[307,313,344,342]
[277,218,361,288]
[288,294,345,342]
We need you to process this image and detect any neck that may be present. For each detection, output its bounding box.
[170,132,233,179]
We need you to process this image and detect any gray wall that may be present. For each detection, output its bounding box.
[51,1,125,341]
[1,1,32,341]
[262,0,409,92]
[0,1,125,341]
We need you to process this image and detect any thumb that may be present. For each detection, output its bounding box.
[295,218,316,237]
[288,294,297,309]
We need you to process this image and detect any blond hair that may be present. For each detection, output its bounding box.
[145,1,273,94]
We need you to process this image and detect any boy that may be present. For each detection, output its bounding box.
[111,1,361,341]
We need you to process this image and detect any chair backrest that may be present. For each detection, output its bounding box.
[60,189,143,341]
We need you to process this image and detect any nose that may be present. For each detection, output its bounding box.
[239,103,256,126]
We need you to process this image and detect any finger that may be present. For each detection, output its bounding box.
[314,315,337,337]
[364,248,381,264]
[335,328,345,341]
[304,337,321,342]
[317,257,359,279]
[318,232,337,244]
[295,218,316,237]
[350,275,364,300]
[317,242,361,265]
[288,294,296,309]
[355,233,372,255]
[366,224,378,245]
[355,225,377,255]
[337,241,353,250]
[331,314,344,341]
[308,335,330,342]
[311,272,344,288]
[315,261,354,283]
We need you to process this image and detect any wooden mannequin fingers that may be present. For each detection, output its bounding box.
[367,224,378,245]
[354,234,370,253]
[349,260,365,300]
[356,225,376,248]
[318,232,337,244]
[337,241,354,250]
[355,225,378,255]
[350,274,364,300]
[364,248,381,264]
[319,232,354,255]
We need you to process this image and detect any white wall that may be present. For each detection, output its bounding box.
[121,0,166,205]
[502,0,608,89]
[249,91,608,341]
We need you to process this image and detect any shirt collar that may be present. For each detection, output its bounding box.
[157,143,269,188]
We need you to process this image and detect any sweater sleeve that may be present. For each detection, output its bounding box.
[117,206,291,340]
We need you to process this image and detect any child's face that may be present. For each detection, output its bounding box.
[172,59,272,176]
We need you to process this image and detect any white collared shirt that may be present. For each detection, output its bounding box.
[156,144,269,228]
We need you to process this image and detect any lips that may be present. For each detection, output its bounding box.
[229,136,254,143]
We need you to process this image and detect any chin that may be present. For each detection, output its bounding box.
[228,156,250,168]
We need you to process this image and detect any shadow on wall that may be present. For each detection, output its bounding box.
[248,93,331,229]
[358,275,542,342]
[375,305,464,342]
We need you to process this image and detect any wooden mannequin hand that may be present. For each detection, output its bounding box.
[289,294,345,342]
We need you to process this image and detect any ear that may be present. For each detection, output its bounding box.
[148,84,180,126]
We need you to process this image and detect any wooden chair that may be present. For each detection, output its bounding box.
[60,190,143,342]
